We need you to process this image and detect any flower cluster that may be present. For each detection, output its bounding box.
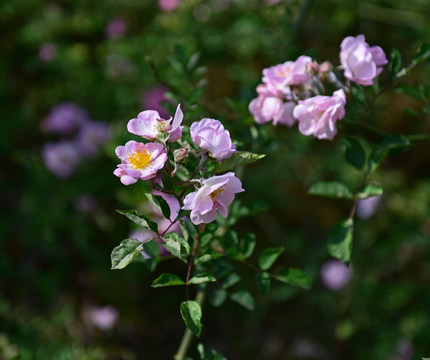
[249,34,387,140]
[114,104,243,225]
[41,102,110,178]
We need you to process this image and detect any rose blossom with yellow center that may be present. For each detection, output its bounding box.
[128,149,152,169]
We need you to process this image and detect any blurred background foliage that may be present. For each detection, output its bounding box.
[1,0,430,359]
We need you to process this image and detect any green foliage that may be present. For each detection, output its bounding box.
[230,291,255,311]
[275,268,311,290]
[180,301,203,337]
[215,151,266,173]
[344,137,366,170]
[308,181,353,199]
[358,183,383,199]
[116,210,158,232]
[258,247,285,270]
[327,219,354,264]
[152,273,185,287]
[110,238,144,270]
[368,135,412,173]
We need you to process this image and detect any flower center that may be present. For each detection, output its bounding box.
[155,119,169,132]
[210,188,224,200]
[128,149,152,169]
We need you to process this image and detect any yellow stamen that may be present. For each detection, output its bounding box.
[128,149,152,169]
[210,188,224,200]
[155,120,169,132]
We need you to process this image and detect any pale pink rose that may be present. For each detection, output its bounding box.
[320,260,353,290]
[262,55,312,89]
[182,172,244,225]
[190,118,236,161]
[340,34,388,86]
[249,84,296,126]
[114,141,167,185]
[293,89,346,140]
[127,104,183,142]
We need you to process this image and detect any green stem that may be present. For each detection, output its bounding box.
[407,134,430,141]
[173,290,206,360]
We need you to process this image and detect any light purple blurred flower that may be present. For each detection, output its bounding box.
[114,141,167,185]
[182,172,244,225]
[127,104,183,143]
[320,259,353,290]
[90,305,119,330]
[340,34,388,86]
[158,0,181,11]
[74,194,97,213]
[38,42,57,63]
[41,102,89,135]
[293,89,346,140]
[42,141,81,178]
[142,86,170,119]
[105,17,127,39]
[356,195,382,219]
[190,118,236,161]
[391,339,414,360]
[75,120,110,157]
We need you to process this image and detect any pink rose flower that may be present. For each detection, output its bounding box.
[249,84,296,126]
[182,172,244,225]
[262,55,312,89]
[190,118,236,161]
[127,104,183,142]
[293,89,346,140]
[114,141,167,185]
[340,34,388,86]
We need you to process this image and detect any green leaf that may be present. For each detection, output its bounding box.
[111,238,144,270]
[396,84,425,101]
[194,248,223,264]
[162,232,190,261]
[221,273,241,289]
[237,233,257,260]
[215,151,265,173]
[327,219,354,264]
[180,301,202,336]
[358,183,383,199]
[209,289,227,307]
[142,240,161,272]
[390,48,402,76]
[256,272,271,295]
[275,268,310,289]
[403,107,422,118]
[145,193,171,221]
[116,210,158,232]
[230,291,255,311]
[189,273,216,285]
[258,247,285,270]
[343,137,366,170]
[308,181,353,199]
[151,273,185,287]
[413,43,430,63]
[368,135,412,173]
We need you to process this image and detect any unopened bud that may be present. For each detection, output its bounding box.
[174,147,189,162]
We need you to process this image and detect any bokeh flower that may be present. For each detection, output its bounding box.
[41,102,88,135]
[356,195,382,219]
[42,141,81,178]
[293,89,346,140]
[182,172,244,225]
[320,259,353,290]
[75,120,110,157]
[114,141,167,185]
[190,118,236,161]
[89,305,119,330]
[105,17,127,39]
[340,34,388,86]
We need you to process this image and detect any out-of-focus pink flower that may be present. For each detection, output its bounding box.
[190,118,236,161]
[262,55,312,90]
[41,102,89,135]
[340,34,388,86]
[75,121,110,157]
[320,259,353,290]
[42,141,81,178]
[38,42,57,63]
[182,172,244,225]
[90,305,119,330]
[158,0,181,11]
[293,89,346,140]
[127,104,183,143]
[391,339,414,360]
[356,195,382,219]
[249,84,296,126]
[105,17,127,39]
[114,141,167,185]
[142,86,170,119]
[74,194,97,213]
